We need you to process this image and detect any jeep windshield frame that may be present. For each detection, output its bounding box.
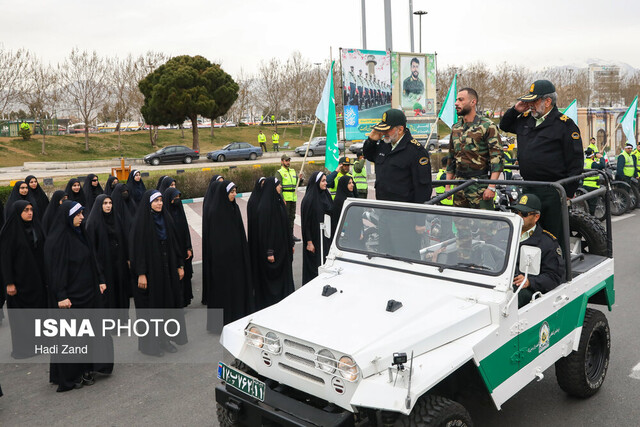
[335,202,514,277]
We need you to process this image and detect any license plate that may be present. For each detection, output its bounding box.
[218,362,265,402]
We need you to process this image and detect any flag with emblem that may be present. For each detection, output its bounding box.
[562,99,578,124]
[438,74,457,129]
[315,61,339,171]
[621,95,638,146]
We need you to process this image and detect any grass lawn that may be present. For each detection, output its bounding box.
[0,124,328,167]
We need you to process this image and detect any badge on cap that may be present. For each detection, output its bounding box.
[382,112,387,122]
[520,195,529,205]
[529,83,535,93]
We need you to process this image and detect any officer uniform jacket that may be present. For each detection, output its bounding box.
[500,106,584,196]
[363,130,432,203]
[516,225,565,294]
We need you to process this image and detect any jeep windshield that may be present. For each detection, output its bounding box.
[336,204,513,276]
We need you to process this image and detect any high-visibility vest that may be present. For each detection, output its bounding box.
[329,172,352,199]
[583,158,599,188]
[588,143,599,154]
[622,151,635,177]
[272,134,280,144]
[632,149,640,173]
[434,168,453,206]
[278,166,297,202]
[353,168,367,191]
[258,133,266,143]
[503,151,512,173]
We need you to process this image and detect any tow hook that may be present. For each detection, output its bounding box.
[225,397,242,422]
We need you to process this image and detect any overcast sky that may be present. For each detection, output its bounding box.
[3,0,639,77]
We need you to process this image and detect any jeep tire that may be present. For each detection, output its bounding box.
[569,210,608,256]
[394,394,473,427]
[555,308,610,398]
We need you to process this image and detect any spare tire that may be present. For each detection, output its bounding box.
[569,210,608,256]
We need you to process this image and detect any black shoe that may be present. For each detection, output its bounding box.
[293,236,301,242]
[82,372,95,386]
[162,341,178,353]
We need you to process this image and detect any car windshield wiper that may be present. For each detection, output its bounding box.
[366,253,413,264]
[454,262,490,271]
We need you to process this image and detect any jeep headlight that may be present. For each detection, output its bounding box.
[316,349,337,374]
[265,332,281,354]
[246,326,264,348]
[338,356,358,381]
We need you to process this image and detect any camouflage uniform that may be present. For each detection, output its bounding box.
[446,115,503,262]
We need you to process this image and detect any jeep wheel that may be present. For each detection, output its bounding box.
[216,403,240,427]
[394,395,473,427]
[569,210,608,256]
[555,308,610,398]
[151,158,160,166]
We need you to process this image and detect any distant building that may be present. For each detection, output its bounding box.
[588,64,621,107]
[575,107,638,156]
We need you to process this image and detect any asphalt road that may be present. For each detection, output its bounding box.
[0,212,638,426]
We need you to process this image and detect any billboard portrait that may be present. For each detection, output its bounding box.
[340,48,391,141]
[391,52,437,139]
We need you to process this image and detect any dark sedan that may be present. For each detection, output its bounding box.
[144,145,200,165]
[206,142,263,162]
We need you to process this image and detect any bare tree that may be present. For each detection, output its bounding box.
[135,51,169,147]
[109,54,143,150]
[59,49,111,151]
[256,58,286,132]
[20,57,59,154]
[227,68,254,124]
[0,48,30,118]
[284,51,312,136]
[457,62,492,113]
[621,71,640,107]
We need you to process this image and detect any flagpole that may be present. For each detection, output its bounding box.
[296,117,318,193]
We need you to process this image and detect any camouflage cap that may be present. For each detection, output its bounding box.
[518,80,556,102]
[373,109,407,131]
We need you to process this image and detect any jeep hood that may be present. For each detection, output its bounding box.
[241,268,492,378]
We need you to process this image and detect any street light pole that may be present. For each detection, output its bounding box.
[413,10,428,53]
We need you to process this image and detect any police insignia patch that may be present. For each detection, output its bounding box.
[382,112,387,122]
[572,132,580,140]
[418,156,429,166]
[523,111,530,117]
[520,195,528,204]
[559,115,568,122]
[529,83,535,92]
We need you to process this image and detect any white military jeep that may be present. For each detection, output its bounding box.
[216,189,614,426]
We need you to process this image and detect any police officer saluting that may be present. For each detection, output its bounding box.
[500,80,583,250]
[362,108,432,203]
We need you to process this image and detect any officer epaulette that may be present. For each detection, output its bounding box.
[411,138,422,147]
[542,229,557,240]
[559,114,568,122]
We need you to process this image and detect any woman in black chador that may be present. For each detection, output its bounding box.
[158,176,176,194]
[65,178,86,206]
[111,183,137,234]
[330,175,361,241]
[129,190,187,356]
[45,201,113,392]
[85,194,130,312]
[25,175,49,219]
[0,201,47,359]
[104,175,119,196]
[203,181,254,327]
[126,170,146,205]
[42,190,68,235]
[5,181,37,221]
[82,173,104,215]
[255,177,294,309]
[200,175,223,306]
[301,171,333,285]
[247,177,265,290]
[163,187,193,307]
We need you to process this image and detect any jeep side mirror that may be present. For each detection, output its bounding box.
[518,246,541,276]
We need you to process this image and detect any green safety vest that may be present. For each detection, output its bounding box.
[622,151,635,177]
[583,158,599,188]
[329,171,352,199]
[434,168,453,206]
[272,134,280,144]
[20,122,30,130]
[258,133,266,143]
[588,143,599,154]
[503,151,512,173]
[278,166,297,202]
[632,150,640,172]
[353,168,367,191]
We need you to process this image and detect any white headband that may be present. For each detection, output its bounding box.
[315,173,324,183]
[150,191,162,202]
[226,182,236,193]
[69,203,83,216]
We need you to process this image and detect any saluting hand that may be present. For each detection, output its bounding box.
[6,284,16,296]
[368,130,382,141]
[514,101,530,113]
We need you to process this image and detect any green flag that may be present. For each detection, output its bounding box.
[315,61,339,171]
[438,74,458,129]
[562,99,578,124]
[621,95,638,146]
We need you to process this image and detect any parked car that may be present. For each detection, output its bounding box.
[295,137,345,157]
[143,145,200,166]
[423,134,451,151]
[348,141,364,154]
[206,142,263,162]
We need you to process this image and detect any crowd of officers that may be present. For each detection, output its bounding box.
[344,65,392,110]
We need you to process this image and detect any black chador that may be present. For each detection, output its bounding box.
[129,190,187,356]
[0,201,47,359]
[85,194,131,312]
[5,181,37,221]
[42,190,68,235]
[331,175,361,243]
[156,175,168,190]
[65,178,87,207]
[247,177,265,291]
[111,183,137,234]
[301,171,333,285]
[126,170,146,205]
[202,181,254,327]
[83,173,104,215]
[163,187,194,307]
[105,175,119,196]
[25,175,49,220]
[200,175,223,305]
[255,177,294,309]
[45,201,113,392]
[158,176,176,194]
